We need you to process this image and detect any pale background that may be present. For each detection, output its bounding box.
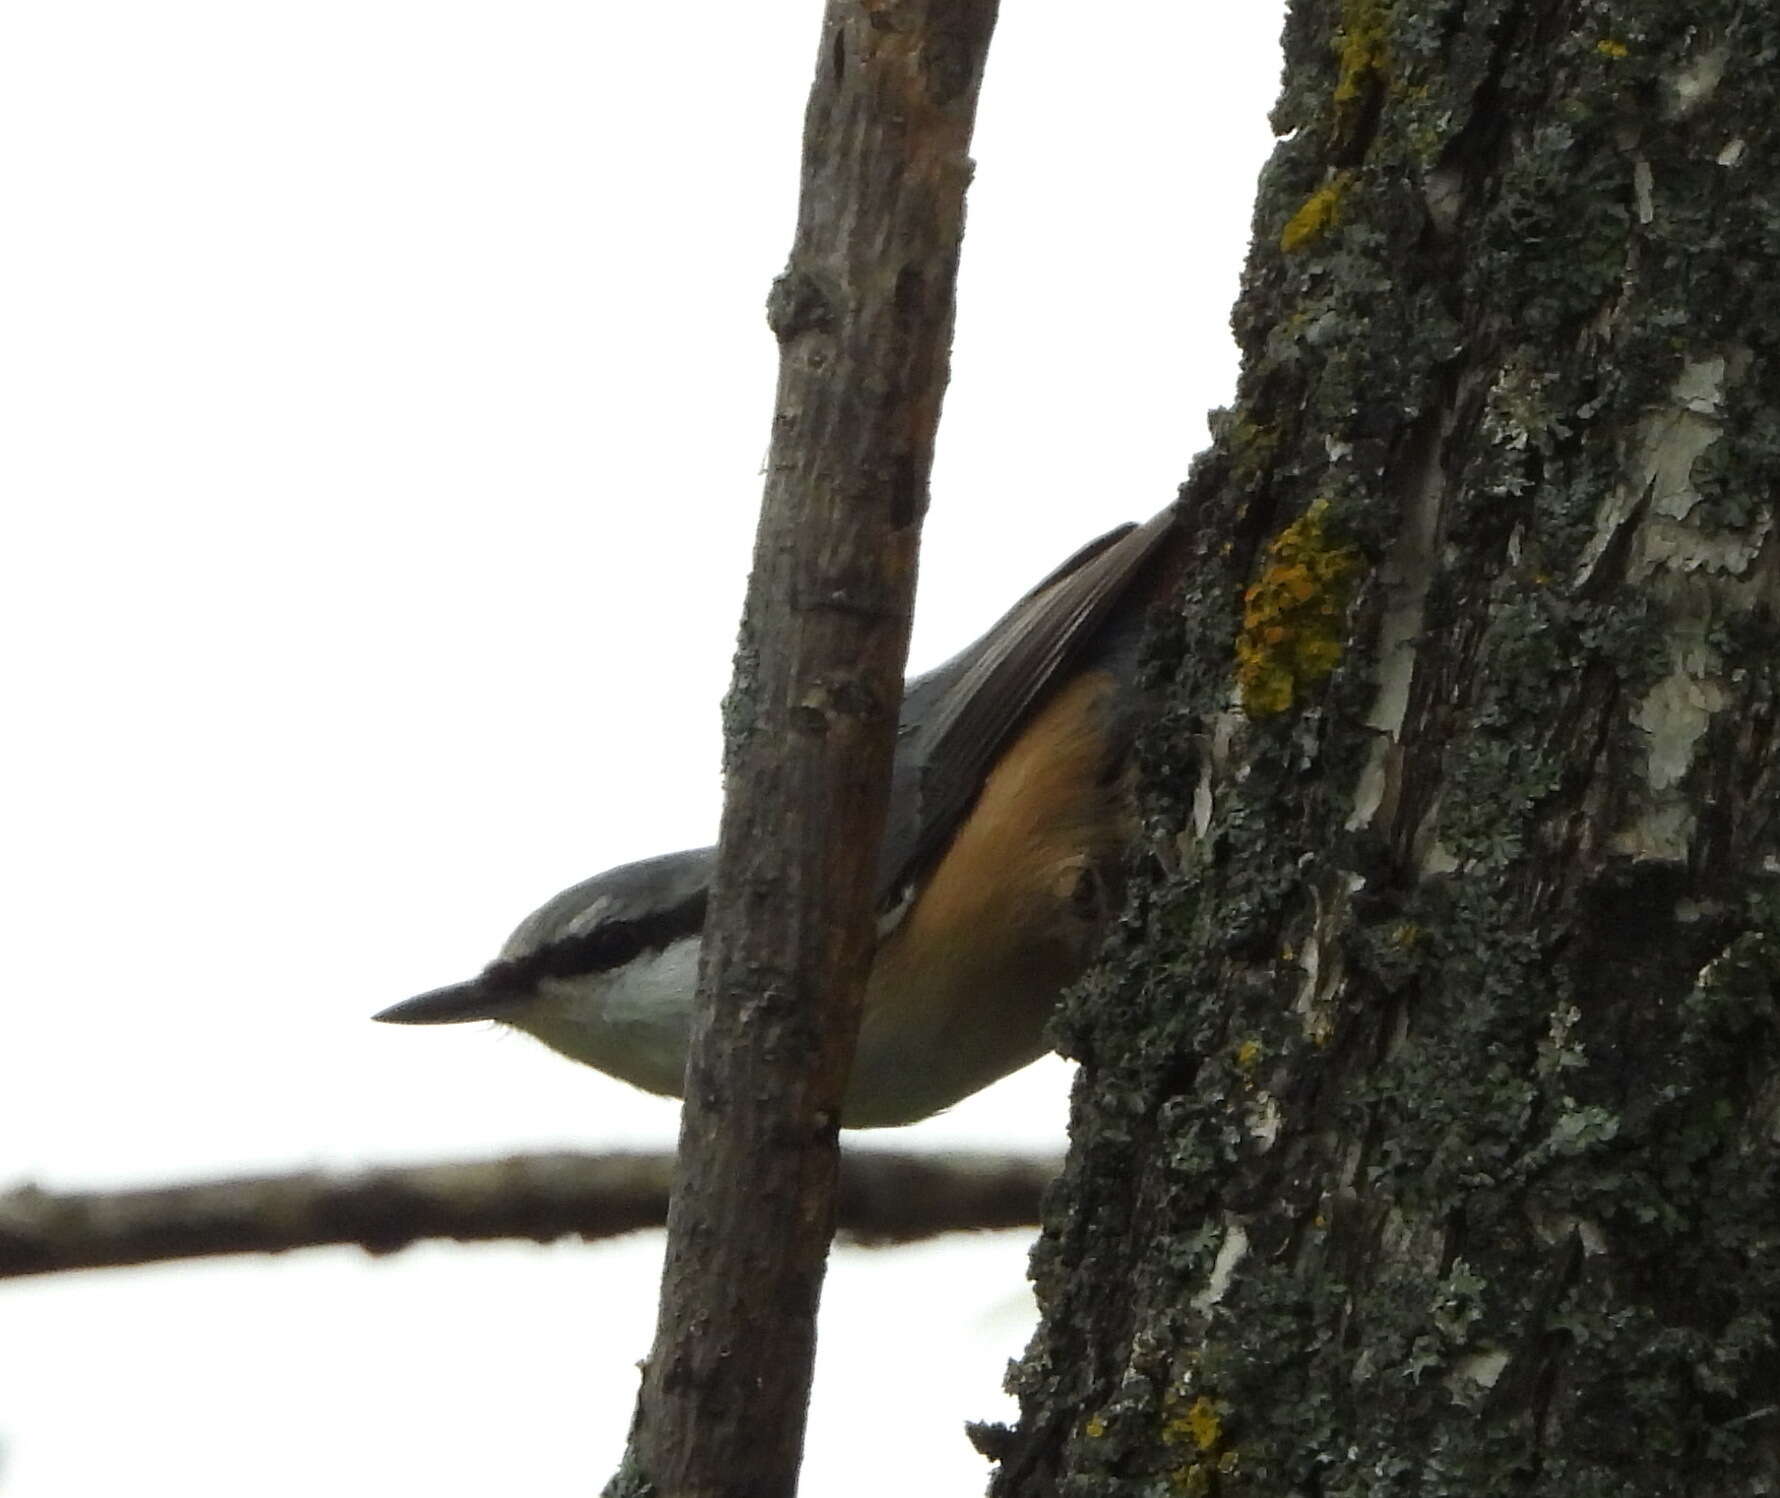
[0,4,1283,1492]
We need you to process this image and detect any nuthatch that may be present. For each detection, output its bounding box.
[375,505,1180,1126]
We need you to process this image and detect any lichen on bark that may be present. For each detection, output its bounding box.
[988,1,1780,1494]
[1234,497,1364,716]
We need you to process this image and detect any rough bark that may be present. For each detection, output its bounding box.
[0,1151,1057,1279]
[613,2,1000,1495]
[989,2,1780,1494]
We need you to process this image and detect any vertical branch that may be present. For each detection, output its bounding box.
[611,2,1000,1495]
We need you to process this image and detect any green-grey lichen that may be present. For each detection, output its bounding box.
[993,0,1780,1493]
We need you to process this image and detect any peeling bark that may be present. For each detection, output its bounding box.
[989,2,1780,1494]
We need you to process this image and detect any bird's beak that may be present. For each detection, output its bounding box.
[372,980,525,1026]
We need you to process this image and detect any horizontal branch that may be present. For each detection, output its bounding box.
[0,1149,1058,1280]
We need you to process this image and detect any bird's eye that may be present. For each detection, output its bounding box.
[599,922,643,966]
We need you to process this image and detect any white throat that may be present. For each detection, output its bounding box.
[506,934,703,1100]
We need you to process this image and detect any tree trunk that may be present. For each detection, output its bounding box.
[988,1,1780,1493]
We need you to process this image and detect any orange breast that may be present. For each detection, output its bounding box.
[843,668,1129,1124]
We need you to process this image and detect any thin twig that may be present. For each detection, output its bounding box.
[0,1150,1058,1280]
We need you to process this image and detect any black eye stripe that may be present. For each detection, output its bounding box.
[537,922,639,977]
[482,890,708,992]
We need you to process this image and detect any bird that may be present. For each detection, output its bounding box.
[374,503,1182,1126]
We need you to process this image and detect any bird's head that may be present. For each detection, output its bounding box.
[373,848,714,1097]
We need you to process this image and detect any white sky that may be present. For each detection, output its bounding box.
[0,4,1284,1493]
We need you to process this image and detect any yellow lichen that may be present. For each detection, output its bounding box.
[1280,173,1353,253]
[1162,1394,1229,1495]
[1595,37,1629,59]
[1174,1465,1214,1497]
[1334,0,1388,128]
[1084,1414,1106,1438]
[1234,499,1363,717]
[1162,1393,1223,1452]
[1234,1039,1262,1077]
[1182,1397,1222,1452]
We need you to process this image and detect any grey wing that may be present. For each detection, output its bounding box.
[875,504,1180,899]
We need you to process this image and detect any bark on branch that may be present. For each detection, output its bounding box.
[616,3,1001,1496]
[0,1150,1057,1280]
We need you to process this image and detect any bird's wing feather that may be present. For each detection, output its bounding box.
[876,504,1179,899]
